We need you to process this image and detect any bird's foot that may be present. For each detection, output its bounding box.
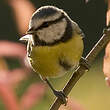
[53,90,68,106]
[44,78,68,105]
[80,57,90,71]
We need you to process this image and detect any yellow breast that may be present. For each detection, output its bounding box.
[28,34,84,78]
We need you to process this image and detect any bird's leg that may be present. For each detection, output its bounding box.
[44,78,67,105]
[80,57,90,71]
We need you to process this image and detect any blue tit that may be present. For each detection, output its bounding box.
[20,6,84,105]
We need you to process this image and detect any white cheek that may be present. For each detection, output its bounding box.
[37,19,67,43]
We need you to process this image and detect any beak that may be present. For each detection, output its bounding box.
[19,34,32,41]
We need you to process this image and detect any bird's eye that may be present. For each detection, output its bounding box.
[41,22,49,28]
[36,22,49,30]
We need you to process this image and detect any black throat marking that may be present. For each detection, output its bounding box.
[33,15,73,46]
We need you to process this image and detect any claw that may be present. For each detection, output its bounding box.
[44,78,68,105]
[53,90,68,106]
[80,57,90,71]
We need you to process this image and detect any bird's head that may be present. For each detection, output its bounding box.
[20,6,72,46]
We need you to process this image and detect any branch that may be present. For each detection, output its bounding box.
[50,28,110,110]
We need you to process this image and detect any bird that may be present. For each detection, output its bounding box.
[20,6,84,105]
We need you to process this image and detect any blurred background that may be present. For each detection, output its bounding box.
[0,0,110,110]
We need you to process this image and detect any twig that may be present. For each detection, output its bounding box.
[50,28,110,110]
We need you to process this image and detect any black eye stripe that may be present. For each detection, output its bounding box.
[32,16,72,46]
[36,22,49,30]
[42,22,49,27]
[36,14,65,30]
